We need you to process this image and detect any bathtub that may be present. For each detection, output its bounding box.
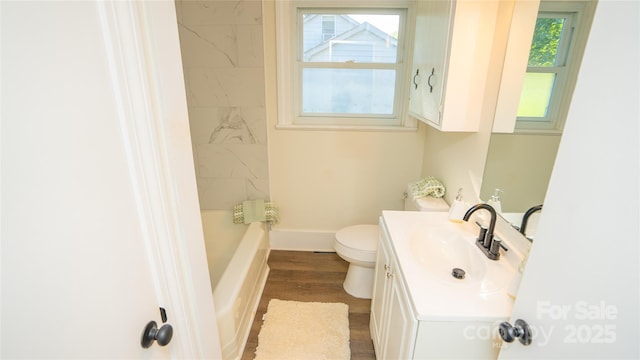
[201,210,270,360]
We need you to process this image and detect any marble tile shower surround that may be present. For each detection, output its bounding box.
[176,0,269,210]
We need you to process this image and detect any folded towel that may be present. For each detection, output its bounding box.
[244,199,266,223]
[233,200,279,224]
[410,177,446,199]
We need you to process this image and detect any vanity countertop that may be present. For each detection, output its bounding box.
[381,210,521,322]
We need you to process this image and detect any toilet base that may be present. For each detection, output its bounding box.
[343,263,375,299]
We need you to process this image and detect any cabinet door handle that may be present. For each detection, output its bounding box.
[412,69,420,90]
[386,272,393,279]
[427,68,435,93]
[384,264,391,271]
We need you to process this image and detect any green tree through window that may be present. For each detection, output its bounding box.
[517,9,577,125]
[529,17,565,67]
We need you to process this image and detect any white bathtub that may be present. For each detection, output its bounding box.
[201,210,270,360]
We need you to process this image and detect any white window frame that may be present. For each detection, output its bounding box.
[275,0,416,130]
[515,1,594,133]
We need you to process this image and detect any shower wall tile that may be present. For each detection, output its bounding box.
[196,144,268,179]
[246,178,270,201]
[237,25,264,67]
[207,107,258,144]
[196,178,247,210]
[176,0,268,210]
[186,68,265,107]
[196,177,270,211]
[178,24,237,68]
[188,107,221,145]
[189,106,267,145]
[179,0,262,26]
[237,107,267,144]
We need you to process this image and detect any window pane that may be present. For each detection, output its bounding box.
[302,13,399,63]
[321,15,336,41]
[302,68,395,115]
[517,72,556,118]
[528,17,566,67]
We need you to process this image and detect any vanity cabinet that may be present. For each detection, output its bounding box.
[408,0,499,131]
[371,211,516,359]
[370,219,417,360]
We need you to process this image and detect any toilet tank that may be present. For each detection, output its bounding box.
[404,184,450,212]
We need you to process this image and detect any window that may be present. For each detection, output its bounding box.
[516,1,592,132]
[276,2,412,129]
[321,15,336,41]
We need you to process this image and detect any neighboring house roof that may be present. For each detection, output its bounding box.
[303,13,361,28]
[303,15,398,61]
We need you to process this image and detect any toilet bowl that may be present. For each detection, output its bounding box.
[334,224,379,299]
[334,185,450,299]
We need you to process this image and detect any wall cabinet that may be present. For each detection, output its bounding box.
[408,0,499,132]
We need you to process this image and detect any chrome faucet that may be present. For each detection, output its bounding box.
[520,204,543,238]
[463,203,501,260]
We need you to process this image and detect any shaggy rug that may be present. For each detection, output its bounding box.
[254,299,350,360]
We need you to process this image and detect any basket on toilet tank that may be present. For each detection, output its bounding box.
[404,182,450,211]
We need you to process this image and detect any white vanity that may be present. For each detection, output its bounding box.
[370,211,526,359]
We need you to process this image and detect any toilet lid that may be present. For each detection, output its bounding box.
[336,225,378,253]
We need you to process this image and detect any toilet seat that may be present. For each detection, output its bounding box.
[335,224,378,263]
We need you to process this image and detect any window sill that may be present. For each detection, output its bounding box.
[275,123,418,132]
[513,128,564,136]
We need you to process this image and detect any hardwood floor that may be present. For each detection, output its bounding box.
[241,250,376,360]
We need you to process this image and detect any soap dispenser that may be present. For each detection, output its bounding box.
[448,188,467,222]
[487,189,503,213]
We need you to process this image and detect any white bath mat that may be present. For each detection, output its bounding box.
[254,299,350,360]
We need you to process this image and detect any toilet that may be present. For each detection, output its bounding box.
[334,184,450,299]
[334,224,379,299]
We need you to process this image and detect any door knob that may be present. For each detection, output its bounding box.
[499,319,532,345]
[141,320,173,348]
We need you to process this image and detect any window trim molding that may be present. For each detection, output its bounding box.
[275,0,417,130]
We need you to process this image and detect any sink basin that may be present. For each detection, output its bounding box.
[381,210,522,319]
[409,221,487,284]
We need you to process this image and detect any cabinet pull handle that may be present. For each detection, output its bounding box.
[386,272,393,279]
[427,68,435,93]
[384,264,390,271]
[412,69,420,90]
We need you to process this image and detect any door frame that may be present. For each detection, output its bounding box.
[98,1,221,357]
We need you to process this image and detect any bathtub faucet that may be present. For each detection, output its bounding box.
[463,203,501,261]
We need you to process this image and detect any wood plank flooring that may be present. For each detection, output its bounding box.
[241,250,376,360]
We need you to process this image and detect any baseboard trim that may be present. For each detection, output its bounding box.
[269,229,336,252]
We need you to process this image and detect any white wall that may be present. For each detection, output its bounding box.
[503,1,639,356]
[268,127,427,228]
[263,0,427,248]
[420,0,514,206]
